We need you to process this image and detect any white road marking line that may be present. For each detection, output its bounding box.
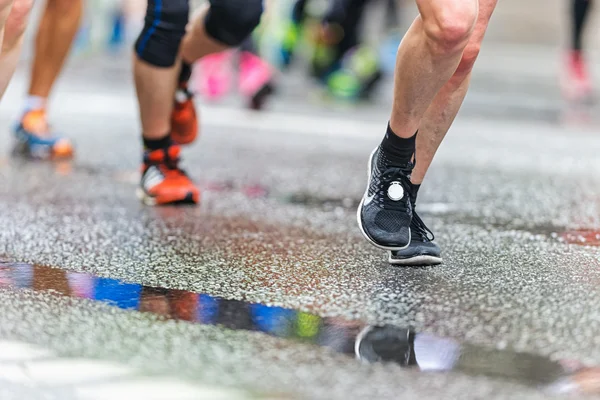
[0,340,256,398]
[0,90,564,140]
[0,340,53,362]
[75,378,249,400]
[0,86,589,143]
[23,358,135,385]
[1,91,380,139]
[0,365,31,383]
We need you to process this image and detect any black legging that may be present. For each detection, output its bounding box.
[572,0,593,51]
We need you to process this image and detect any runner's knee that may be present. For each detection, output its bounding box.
[135,0,189,67]
[420,0,477,53]
[204,0,263,46]
[3,0,32,51]
[454,41,480,77]
[453,10,492,78]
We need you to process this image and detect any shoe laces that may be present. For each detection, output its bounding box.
[145,146,187,176]
[411,210,435,242]
[378,163,413,211]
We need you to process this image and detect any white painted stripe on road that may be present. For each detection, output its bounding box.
[199,105,380,139]
[23,358,135,385]
[76,379,248,400]
[0,340,53,361]
[2,91,382,140]
[0,340,256,398]
[0,89,582,144]
[0,365,31,383]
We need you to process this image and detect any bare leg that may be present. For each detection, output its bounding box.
[27,0,82,100]
[135,7,227,139]
[0,0,15,53]
[411,0,497,184]
[134,60,181,139]
[180,7,228,64]
[0,0,32,98]
[389,0,478,138]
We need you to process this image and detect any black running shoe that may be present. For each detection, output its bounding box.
[389,211,442,266]
[357,147,413,250]
[355,325,415,366]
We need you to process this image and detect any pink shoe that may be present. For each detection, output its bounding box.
[562,50,594,100]
[238,51,275,110]
[193,51,233,101]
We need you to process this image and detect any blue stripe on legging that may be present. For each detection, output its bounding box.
[136,0,162,55]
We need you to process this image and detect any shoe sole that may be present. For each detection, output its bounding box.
[388,253,443,266]
[356,148,410,251]
[136,188,198,206]
[11,146,74,161]
[137,188,157,206]
[11,135,75,161]
[354,325,373,361]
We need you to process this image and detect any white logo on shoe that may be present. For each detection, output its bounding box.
[142,166,165,190]
[364,193,375,205]
[387,182,404,201]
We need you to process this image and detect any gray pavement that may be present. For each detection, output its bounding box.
[2,52,600,399]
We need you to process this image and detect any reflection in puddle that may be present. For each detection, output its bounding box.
[0,261,598,395]
[558,230,600,247]
[203,180,270,199]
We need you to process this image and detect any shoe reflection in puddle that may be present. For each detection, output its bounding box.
[355,325,564,388]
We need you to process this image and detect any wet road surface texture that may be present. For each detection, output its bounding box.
[2,60,600,399]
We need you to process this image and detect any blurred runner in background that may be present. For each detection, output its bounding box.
[238,36,276,110]
[12,0,82,159]
[279,0,394,101]
[0,0,33,100]
[563,0,594,100]
[193,35,276,110]
[135,0,265,206]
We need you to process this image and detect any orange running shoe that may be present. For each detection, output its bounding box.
[137,144,200,206]
[171,84,199,146]
[13,109,74,160]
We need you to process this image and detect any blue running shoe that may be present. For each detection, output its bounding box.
[13,110,74,160]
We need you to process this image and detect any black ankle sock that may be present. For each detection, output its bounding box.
[143,134,172,151]
[379,123,416,166]
[179,61,192,84]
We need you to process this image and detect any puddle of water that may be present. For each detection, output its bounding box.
[557,230,600,247]
[0,260,598,395]
[437,214,600,249]
[283,193,360,210]
[202,181,270,199]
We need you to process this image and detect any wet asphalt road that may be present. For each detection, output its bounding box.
[2,57,600,399]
